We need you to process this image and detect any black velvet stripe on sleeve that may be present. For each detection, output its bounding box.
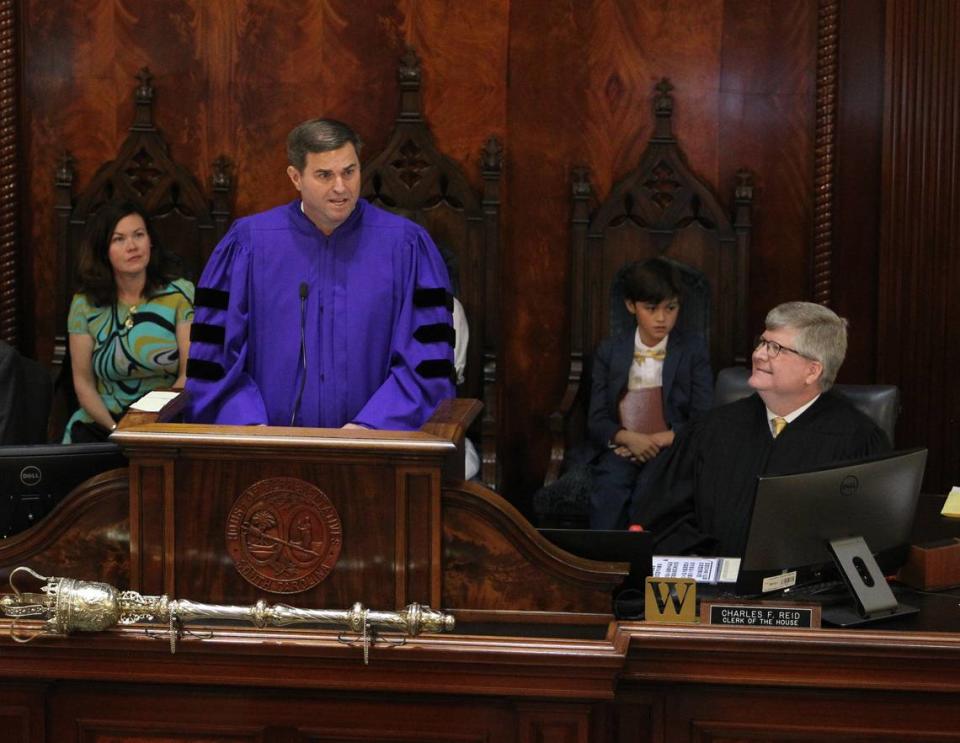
[190,322,226,345]
[413,323,456,346]
[416,359,455,379]
[413,287,453,310]
[186,358,226,381]
[195,287,230,310]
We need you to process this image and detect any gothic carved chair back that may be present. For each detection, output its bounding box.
[539,79,753,523]
[52,68,233,434]
[361,48,503,490]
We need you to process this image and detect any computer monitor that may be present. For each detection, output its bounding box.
[737,448,927,626]
[0,442,127,539]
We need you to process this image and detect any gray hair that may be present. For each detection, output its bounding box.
[765,301,848,390]
[286,118,362,170]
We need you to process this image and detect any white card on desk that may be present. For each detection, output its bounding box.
[942,486,960,518]
[652,555,740,584]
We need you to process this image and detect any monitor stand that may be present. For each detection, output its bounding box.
[821,536,918,627]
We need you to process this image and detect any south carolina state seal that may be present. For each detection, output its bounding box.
[225,476,342,594]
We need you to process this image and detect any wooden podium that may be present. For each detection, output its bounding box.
[1,397,625,624]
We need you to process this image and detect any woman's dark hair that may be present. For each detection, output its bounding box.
[621,258,683,304]
[75,201,181,306]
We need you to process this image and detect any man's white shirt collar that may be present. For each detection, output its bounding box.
[634,330,668,355]
[765,394,820,432]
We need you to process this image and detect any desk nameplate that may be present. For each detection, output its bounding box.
[701,600,821,629]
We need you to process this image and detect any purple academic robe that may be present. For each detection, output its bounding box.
[184,199,455,430]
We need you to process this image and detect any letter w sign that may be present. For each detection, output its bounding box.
[644,577,697,623]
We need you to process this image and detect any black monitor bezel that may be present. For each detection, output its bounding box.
[0,442,127,538]
[736,447,927,597]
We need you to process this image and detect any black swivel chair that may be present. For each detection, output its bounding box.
[713,366,900,445]
[0,341,53,445]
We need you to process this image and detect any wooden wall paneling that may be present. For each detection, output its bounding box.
[879,0,960,492]
[22,1,199,363]
[718,0,818,329]
[516,702,593,743]
[661,685,960,743]
[501,1,589,503]
[0,683,46,743]
[396,0,509,187]
[830,0,886,383]
[46,683,521,743]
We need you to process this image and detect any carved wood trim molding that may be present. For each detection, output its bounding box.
[813,0,839,305]
[0,0,19,345]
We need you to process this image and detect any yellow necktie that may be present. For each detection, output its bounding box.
[634,349,666,362]
[771,417,787,438]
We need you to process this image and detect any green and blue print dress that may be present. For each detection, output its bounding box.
[62,278,194,442]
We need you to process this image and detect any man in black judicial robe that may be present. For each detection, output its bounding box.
[629,301,891,557]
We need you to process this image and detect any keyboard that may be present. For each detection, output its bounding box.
[783,580,850,603]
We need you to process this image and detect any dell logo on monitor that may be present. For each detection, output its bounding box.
[19,465,41,488]
[840,475,859,496]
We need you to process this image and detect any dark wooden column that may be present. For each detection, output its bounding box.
[878,0,960,492]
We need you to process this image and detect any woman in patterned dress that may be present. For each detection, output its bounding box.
[63,201,194,443]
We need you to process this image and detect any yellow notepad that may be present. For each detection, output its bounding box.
[942,486,960,519]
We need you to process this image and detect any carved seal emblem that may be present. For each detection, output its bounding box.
[226,477,342,594]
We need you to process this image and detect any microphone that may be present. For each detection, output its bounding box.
[290,282,309,426]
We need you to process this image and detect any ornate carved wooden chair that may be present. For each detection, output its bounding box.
[535,78,753,528]
[361,48,503,490]
[51,68,234,437]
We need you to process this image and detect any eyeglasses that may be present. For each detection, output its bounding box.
[753,335,811,360]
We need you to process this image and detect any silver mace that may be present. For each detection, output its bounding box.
[0,566,455,663]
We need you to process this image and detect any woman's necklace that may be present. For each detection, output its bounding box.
[118,294,143,330]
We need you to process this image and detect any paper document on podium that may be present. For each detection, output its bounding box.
[129,390,181,413]
[652,555,740,584]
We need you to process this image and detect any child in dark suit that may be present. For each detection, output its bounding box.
[587,258,713,529]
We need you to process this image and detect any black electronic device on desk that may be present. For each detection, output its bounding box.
[0,442,127,539]
[737,448,928,627]
[539,528,653,590]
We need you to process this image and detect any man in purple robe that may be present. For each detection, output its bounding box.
[183,119,455,430]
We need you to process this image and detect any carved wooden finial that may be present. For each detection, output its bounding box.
[397,47,423,121]
[652,77,676,141]
[55,151,76,188]
[135,67,154,103]
[480,136,503,173]
[398,46,421,84]
[735,168,754,202]
[212,155,233,191]
[132,67,156,131]
[572,166,592,198]
[654,77,674,116]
